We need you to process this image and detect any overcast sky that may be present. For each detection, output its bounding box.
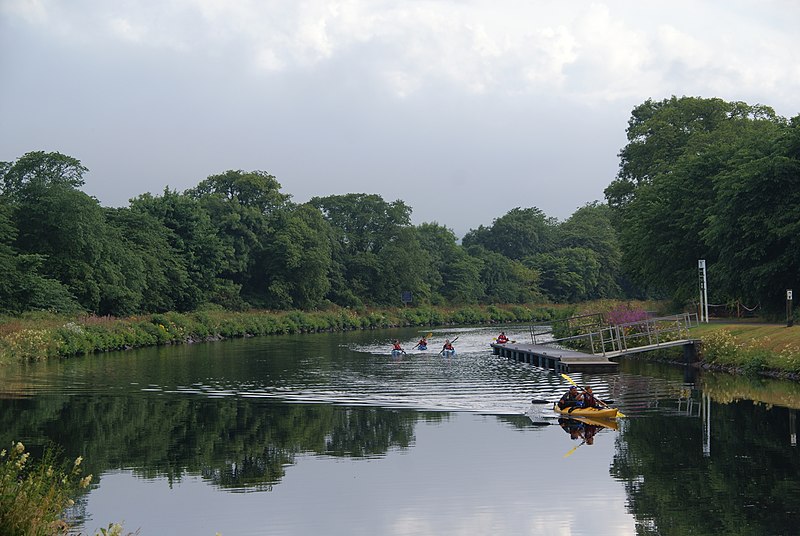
[2,1,798,237]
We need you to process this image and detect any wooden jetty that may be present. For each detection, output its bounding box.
[492,312,702,373]
[490,342,618,373]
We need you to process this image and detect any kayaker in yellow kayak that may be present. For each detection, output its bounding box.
[557,386,581,410]
[581,386,601,408]
[559,385,605,411]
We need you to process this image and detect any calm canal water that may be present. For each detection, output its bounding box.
[1,325,799,535]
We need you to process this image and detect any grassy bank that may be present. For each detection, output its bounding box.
[693,321,800,377]
[10,301,796,379]
[0,303,578,365]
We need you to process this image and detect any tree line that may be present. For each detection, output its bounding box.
[2,96,797,317]
[0,154,626,316]
[605,96,800,314]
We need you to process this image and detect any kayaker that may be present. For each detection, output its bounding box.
[392,340,405,354]
[416,337,428,349]
[442,339,455,353]
[581,386,601,408]
[557,386,582,409]
[496,332,509,344]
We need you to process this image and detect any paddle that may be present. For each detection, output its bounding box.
[563,441,585,458]
[560,373,626,418]
[438,336,459,356]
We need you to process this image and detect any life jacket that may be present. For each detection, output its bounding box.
[443,343,454,350]
[393,343,402,350]
[583,392,599,407]
[558,390,580,408]
[497,334,509,343]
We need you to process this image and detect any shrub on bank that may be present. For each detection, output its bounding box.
[0,442,92,536]
[700,329,800,374]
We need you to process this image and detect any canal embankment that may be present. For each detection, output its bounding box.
[3,303,799,381]
[0,303,574,365]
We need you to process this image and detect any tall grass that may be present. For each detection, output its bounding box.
[0,443,92,536]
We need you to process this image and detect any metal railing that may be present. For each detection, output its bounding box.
[531,312,699,356]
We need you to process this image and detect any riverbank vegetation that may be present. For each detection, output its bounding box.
[693,323,800,376]
[0,442,93,536]
[0,303,575,364]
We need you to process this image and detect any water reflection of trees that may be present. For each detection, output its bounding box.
[611,401,800,535]
[0,396,431,491]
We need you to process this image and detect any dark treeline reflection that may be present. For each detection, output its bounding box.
[0,394,447,491]
[611,401,800,536]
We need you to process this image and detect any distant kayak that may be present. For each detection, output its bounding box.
[417,345,427,351]
[553,404,619,419]
[441,349,456,357]
[391,349,404,357]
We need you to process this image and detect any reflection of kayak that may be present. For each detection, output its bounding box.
[553,404,619,419]
[442,349,456,357]
[565,415,619,431]
[417,345,427,351]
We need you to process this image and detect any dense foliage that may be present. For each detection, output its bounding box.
[3,95,796,317]
[606,96,800,313]
[0,152,628,316]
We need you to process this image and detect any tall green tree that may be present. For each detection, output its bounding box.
[555,203,623,299]
[0,202,79,314]
[416,222,484,304]
[0,151,87,198]
[310,194,430,306]
[465,245,541,304]
[3,152,121,313]
[257,204,333,309]
[703,116,800,309]
[524,247,600,302]
[130,189,231,310]
[189,170,291,306]
[605,96,790,308]
[462,207,557,260]
[104,207,195,313]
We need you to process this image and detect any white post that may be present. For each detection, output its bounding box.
[698,260,709,323]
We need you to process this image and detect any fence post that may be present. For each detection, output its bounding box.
[600,327,606,356]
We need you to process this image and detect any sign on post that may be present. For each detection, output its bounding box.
[401,291,413,305]
[788,289,793,327]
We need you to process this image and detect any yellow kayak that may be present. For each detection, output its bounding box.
[553,404,620,419]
